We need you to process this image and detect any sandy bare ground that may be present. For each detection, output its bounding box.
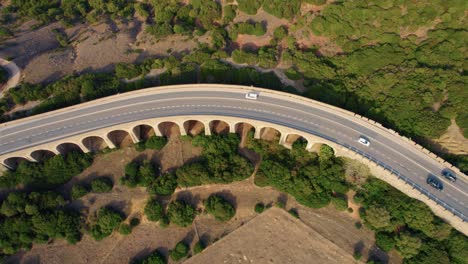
[186,207,358,264]
[432,119,468,155]
[0,58,21,98]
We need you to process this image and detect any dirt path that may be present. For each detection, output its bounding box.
[432,119,468,155]
[0,58,21,98]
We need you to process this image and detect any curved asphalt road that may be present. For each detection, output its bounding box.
[0,86,467,221]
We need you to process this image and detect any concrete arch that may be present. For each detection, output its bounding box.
[133,124,156,141]
[158,121,182,138]
[235,122,256,142]
[82,136,108,153]
[107,130,133,148]
[285,134,308,149]
[30,149,56,162]
[183,120,205,136]
[209,120,230,135]
[308,142,331,154]
[2,157,29,169]
[258,127,281,142]
[56,142,85,155]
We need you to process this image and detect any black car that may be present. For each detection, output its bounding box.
[442,169,457,182]
[427,176,443,191]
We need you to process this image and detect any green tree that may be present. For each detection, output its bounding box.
[167,200,195,227]
[144,199,164,222]
[365,206,391,229]
[170,241,189,261]
[71,184,89,200]
[204,194,236,222]
[149,173,177,196]
[90,177,113,193]
[89,207,124,241]
[395,232,422,258]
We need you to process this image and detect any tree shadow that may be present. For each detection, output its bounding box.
[175,190,202,208]
[213,190,238,208]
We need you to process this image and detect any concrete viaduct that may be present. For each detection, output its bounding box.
[0,84,466,235]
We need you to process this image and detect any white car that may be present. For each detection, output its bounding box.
[245,92,259,100]
[358,136,370,147]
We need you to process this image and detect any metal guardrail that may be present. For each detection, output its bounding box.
[341,143,468,222]
[234,113,467,222]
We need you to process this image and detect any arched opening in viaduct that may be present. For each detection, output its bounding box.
[183,120,205,136]
[286,134,308,150]
[209,120,230,135]
[133,124,156,141]
[82,136,108,153]
[30,149,56,162]
[107,130,133,148]
[259,127,281,142]
[158,122,180,138]
[2,157,29,169]
[57,142,84,156]
[235,122,256,144]
[309,143,327,153]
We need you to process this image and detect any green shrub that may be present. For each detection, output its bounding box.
[90,207,124,241]
[229,21,266,40]
[167,200,195,227]
[135,249,166,264]
[354,252,362,260]
[273,26,288,40]
[254,203,265,213]
[115,63,143,79]
[355,222,362,229]
[284,68,302,80]
[130,218,140,227]
[144,199,164,222]
[170,241,189,261]
[193,241,205,254]
[0,27,13,37]
[237,0,262,15]
[145,136,167,150]
[71,184,89,200]
[204,194,236,222]
[149,173,177,196]
[288,208,300,219]
[119,223,132,235]
[159,215,170,228]
[376,232,395,252]
[331,196,348,211]
[90,177,113,193]
[52,29,68,47]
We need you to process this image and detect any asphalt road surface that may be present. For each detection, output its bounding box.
[0,86,466,221]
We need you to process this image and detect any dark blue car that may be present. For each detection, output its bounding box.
[427,176,443,191]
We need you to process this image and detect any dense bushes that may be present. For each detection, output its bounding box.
[0,191,82,255]
[251,139,348,209]
[204,194,235,222]
[0,151,93,189]
[357,177,466,262]
[236,0,262,15]
[176,133,253,186]
[229,21,266,40]
[120,161,157,188]
[232,47,278,68]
